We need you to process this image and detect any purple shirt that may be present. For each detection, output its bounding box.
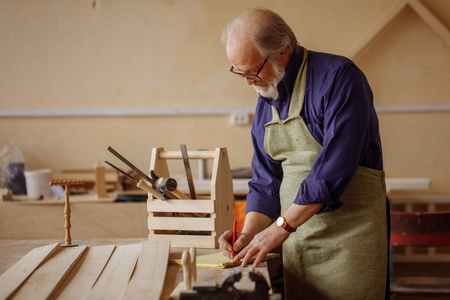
[246,48,383,219]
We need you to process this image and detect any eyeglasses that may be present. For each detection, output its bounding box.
[230,57,269,82]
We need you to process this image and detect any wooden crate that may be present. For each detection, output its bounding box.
[147,147,234,248]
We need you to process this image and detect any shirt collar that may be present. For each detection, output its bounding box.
[259,47,304,108]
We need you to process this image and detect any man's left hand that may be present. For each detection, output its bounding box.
[233,222,290,267]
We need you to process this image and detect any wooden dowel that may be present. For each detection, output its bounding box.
[189,247,197,283]
[182,251,192,290]
[159,151,216,160]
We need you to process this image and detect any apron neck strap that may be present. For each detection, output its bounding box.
[288,48,308,118]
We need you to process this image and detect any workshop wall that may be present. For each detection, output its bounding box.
[1,0,449,194]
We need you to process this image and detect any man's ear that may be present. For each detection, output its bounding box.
[280,46,290,67]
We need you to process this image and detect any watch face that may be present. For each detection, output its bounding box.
[276,217,284,227]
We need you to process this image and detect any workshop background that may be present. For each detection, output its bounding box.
[1,1,450,299]
[1,0,449,196]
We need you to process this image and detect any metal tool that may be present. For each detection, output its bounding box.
[108,146,183,200]
[104,161,163,199]
[180,144,197,199]
[179,268,280,300]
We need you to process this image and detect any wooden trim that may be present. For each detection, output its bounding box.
[346,0,408,59]
[347,0,450,60]
[408,0,450,45]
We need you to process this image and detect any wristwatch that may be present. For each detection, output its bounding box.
[276,216,296,233]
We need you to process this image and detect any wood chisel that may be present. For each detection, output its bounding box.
[180,144,197,199]
[104,161,162,199]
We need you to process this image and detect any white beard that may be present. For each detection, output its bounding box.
[252,63,285,100]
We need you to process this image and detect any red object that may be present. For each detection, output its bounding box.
[231,220,237,257]
[390,211,450,295]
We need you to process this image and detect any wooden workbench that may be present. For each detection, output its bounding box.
[0,239,272,299]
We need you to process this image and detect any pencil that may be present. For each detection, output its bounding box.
[231,220,237,257]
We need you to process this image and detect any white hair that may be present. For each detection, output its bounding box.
[222,7,300,60]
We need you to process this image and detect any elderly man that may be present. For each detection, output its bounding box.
[218,7,389,300]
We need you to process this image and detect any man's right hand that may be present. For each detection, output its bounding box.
[219,211,273,259]
[218,230,253,259]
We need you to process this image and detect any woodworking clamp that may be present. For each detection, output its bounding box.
[179,268,281,300]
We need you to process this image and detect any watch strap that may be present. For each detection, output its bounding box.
[278,216,296,233]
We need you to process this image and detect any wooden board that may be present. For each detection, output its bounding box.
[121,240,171,299]
[0,242,61,299]
[0,239,272,300]
[149,234,215,249]
[12,245,88,300]
[148,217,215,231]
[54,245,116,300]
[85,243,142,300]
[147,199,215,214]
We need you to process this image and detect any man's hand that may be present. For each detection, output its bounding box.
[219,212,273,259]
[233,223,290,267]
[218,230,254,259]
[231,203,325,267]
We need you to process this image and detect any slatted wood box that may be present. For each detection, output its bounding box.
[147,147,234,248]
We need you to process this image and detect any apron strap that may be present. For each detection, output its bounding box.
[287,47,308,119]
[265,48,309,126]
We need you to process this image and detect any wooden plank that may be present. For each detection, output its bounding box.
[12,245,88,300]
[147,199,215,213]
[210,148,235,247]
[148,217,215,231]
[121,240,170,299]
[54,245,116,300]
[0,242,61,299]
[95,165,108,198]
[148,234,215,248]
[85,243,142,300]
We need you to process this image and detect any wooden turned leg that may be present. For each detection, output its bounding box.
[63,185,72,246]
[49,180,85,247]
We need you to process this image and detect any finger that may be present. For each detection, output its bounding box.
[218,230,233,256]
[232,244,247,263]
[251,251,268,268]
[240,245,259,267]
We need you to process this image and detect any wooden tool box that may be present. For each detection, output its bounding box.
[147,147,234,248]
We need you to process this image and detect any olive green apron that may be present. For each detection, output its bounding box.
[264,48,387,299]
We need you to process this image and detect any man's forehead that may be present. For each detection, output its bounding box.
[226,39,262,72]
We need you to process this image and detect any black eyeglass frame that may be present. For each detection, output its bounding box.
[229,57,269,82]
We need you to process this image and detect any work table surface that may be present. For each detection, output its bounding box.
[0,239,271,299]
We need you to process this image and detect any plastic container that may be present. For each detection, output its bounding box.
[24,169,53,199]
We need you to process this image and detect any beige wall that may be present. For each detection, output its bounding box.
[1,0,449,194]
